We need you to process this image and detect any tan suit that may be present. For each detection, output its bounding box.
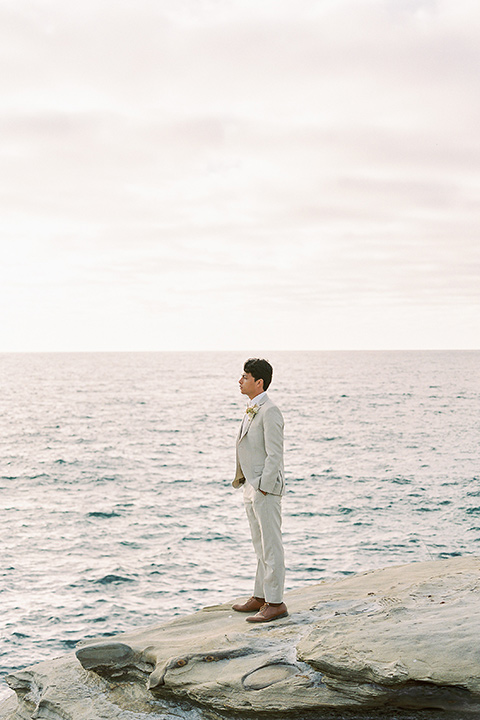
[233,394,285,602]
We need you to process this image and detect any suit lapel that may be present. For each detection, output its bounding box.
[238,394,268,443]
[239,413,254,442]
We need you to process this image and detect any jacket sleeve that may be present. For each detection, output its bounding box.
[259,405,284,493]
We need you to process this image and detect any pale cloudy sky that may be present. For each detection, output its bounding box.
[1,0,479,351]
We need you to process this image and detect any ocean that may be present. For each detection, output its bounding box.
[1,350,479,715]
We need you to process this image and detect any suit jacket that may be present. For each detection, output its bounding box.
[233,393,285,496]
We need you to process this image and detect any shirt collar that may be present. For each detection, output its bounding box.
[247,391,267,407]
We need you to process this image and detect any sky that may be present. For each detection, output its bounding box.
[1,0,479,351]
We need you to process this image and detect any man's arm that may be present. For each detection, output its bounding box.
[259,405,284,494]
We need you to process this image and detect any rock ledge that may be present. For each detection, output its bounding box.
[2,556,480,719]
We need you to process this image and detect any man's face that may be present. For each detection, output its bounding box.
[239,371,263,400]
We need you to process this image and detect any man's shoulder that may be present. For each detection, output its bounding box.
[260,395,283,416]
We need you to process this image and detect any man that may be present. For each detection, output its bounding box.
[232,358,287,622]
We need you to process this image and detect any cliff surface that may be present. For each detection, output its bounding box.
[2,556,480,719]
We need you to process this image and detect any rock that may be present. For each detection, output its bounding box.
[2,556,480,719]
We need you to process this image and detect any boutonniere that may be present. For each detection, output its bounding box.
[246,404,259,419]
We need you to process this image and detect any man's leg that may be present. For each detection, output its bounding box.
[252,492,285,603]
[244,494,266,599]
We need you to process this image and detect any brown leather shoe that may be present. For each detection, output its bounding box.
[232,596,265,613]
[246,602,288,623]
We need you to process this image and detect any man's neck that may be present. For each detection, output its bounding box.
[248,390,267,403]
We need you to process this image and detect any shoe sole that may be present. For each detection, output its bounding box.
[246,611,288,623]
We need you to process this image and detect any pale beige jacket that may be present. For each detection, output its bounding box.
[233,394,285,496]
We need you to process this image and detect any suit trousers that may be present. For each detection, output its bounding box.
[243,482,285,603]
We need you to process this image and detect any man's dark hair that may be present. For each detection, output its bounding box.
[244,358,273,391]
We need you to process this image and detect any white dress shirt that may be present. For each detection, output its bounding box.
[240,391,267,434]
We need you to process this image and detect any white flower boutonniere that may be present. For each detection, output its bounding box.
[246,404,259,419]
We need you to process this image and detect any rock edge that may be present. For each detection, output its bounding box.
[2,556,480,719]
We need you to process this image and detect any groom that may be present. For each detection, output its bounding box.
[232,358,287,622]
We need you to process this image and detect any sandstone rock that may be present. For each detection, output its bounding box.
[2,557,480,719]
